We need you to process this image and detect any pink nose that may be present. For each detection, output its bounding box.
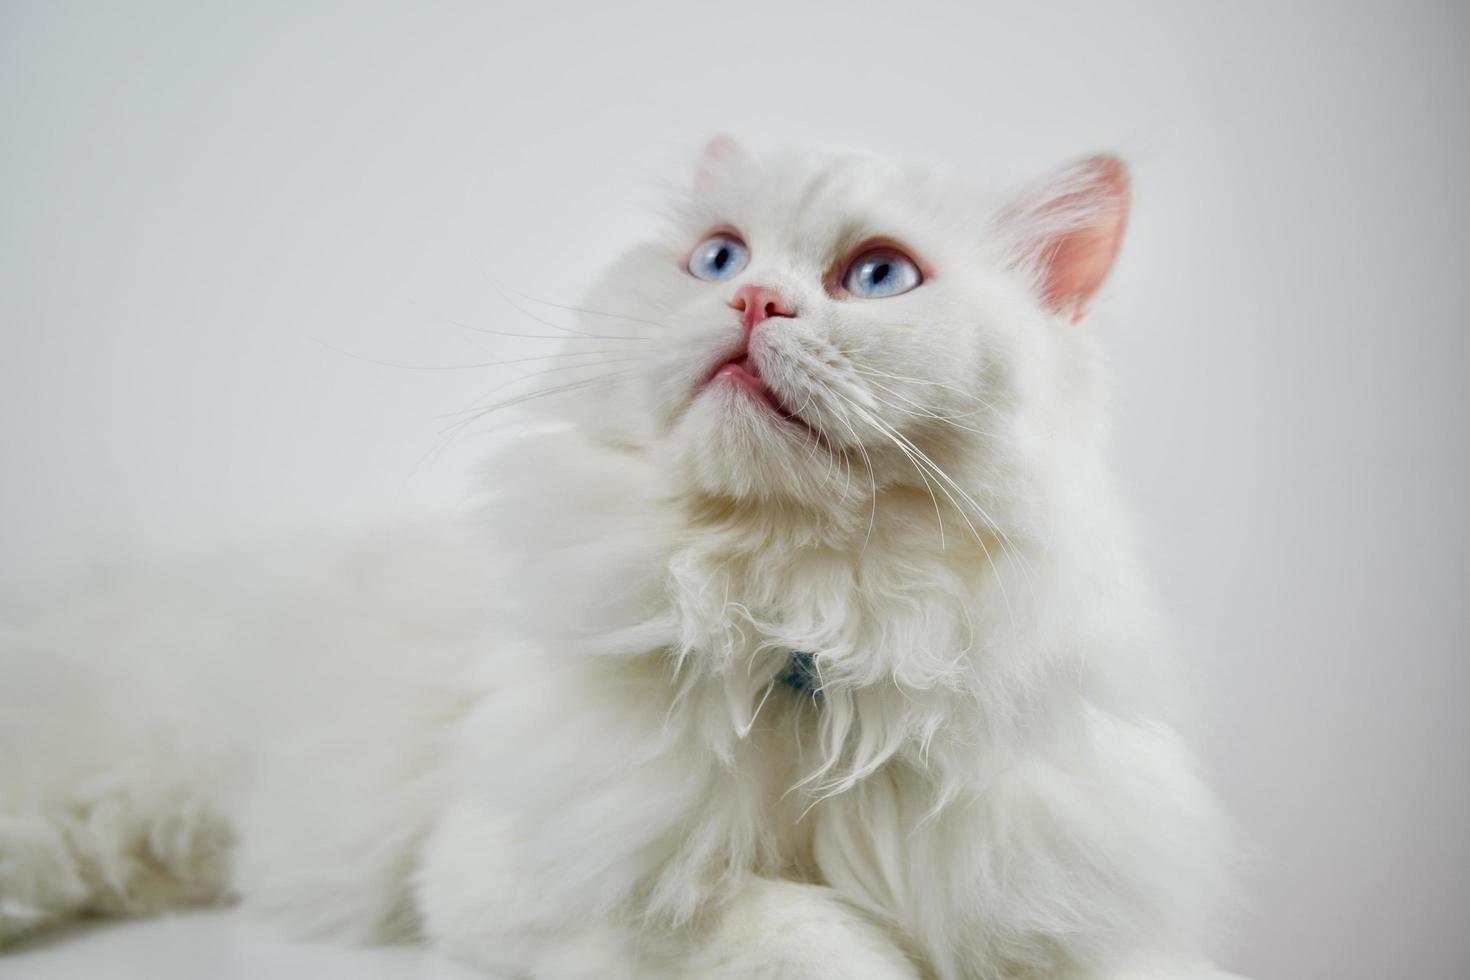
[729,284,796,332]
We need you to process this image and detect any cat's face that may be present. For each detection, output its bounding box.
[568,141,1129,521]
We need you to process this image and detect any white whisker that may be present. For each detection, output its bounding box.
[312,338,649,372]
[500,287,677,333]
[439,314,658,344]
[862,379,998,434]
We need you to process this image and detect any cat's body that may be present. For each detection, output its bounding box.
[0,141,1240,979]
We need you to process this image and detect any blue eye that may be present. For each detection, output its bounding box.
[843,248,922,298]
[687,233,749,281]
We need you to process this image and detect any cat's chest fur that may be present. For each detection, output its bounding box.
[658,494,1003,697]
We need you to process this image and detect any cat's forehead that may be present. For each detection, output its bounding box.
[683,148,969,263]
[748,150,909,216]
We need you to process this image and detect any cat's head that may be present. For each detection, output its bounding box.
[557,138,1130,536]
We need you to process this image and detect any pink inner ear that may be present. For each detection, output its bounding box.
[1033,156,1131,321]
[695,135,747,193]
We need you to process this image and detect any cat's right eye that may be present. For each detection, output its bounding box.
[841,247,923,299]
[687,233,749,281]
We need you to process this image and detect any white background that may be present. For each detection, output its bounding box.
[2,2,1467,978]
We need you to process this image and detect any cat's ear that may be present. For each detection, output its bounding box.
[1002,155,1130,322]
[694,135,751,193]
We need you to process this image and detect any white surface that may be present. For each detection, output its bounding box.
[2,3,1467,979]
[0,911,492,980]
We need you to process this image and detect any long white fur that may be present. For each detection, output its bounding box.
[0,142,1240,979]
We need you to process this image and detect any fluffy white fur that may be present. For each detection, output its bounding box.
[0,141,1241,979]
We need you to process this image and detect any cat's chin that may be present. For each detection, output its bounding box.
[670,383,838,505]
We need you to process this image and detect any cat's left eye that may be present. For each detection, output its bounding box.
[687,233,749,281]
[842,248,923,299]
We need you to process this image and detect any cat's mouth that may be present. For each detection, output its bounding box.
[704,352,810,432]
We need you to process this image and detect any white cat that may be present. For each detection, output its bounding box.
[0,138,1243,979]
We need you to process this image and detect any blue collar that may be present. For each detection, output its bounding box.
[775,651,821,699]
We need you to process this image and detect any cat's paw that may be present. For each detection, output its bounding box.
[0,774,231,946]
[690,878,919,980]
[0,814,88,946]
